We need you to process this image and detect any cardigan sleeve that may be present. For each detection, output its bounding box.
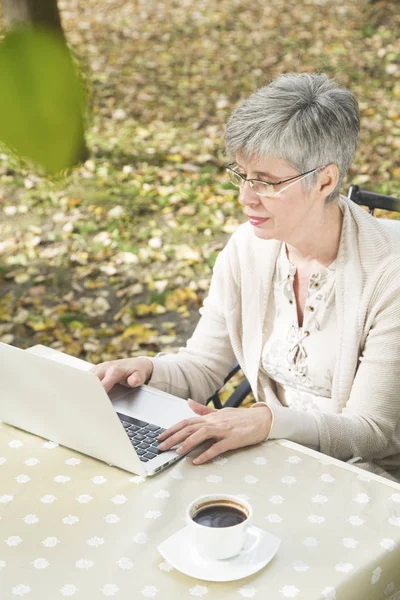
[144,241,238,404]
[265,404,320,450]
[257,267,400,463]
[313,272,400,462]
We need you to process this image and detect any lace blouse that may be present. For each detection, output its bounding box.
[260,243,337,444]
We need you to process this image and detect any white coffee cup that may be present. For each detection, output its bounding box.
[186,494,253,560]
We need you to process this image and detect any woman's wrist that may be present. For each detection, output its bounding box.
[137,356,154,384]
[251,402,273,440]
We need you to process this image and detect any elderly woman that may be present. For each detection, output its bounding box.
[92,73,400,481]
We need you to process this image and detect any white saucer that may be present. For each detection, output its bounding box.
[157,525,280,582]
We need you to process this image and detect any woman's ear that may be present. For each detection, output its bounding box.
[318,163,339,198]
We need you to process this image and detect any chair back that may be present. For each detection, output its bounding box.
[347,184,400,240]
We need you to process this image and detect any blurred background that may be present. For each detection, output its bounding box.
[0,0,399,403]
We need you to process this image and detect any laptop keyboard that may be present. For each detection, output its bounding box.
[117,412,166,462]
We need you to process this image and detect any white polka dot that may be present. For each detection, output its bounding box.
[60,584,79,596]
[0,560,6,569]
[145,510,162,519]
[312,495,328,504]
[6,536,22,546]
[212,457,229,466]
[308,515,326,524]
[266,514,283,523]
[141,586,158,597]
[388,516,400,527]
[159,561,173,572]
[342,538,359,549]
[244,475,259,484]
[253,457,268,465]
[100,584,119,596]
[9,440,23,448]
[238,587,258,598]
[335,563,354,573]
[281,475,297,485]
[104,514,120,524]
[0,494,13,504]
[0,457,7,465]
[189,585,208,596]
[390,493,400,503]
[23,515,39,525]
[384,582,395,595]
[11,584,31,595]
[133,532,148,544]
[41,494,56,504]
[112,495,127,505]
[280,585,300,597]
[43,441,59,449]
[92,476,107,484]
[206,475,222,483]
[171,467,184,480]
[293,560,309,572]
[32,558,49,569]
[117,557,134,570]
[24,458,39,466]
[63,515,80,525]
[54,475,71,484]
[371,566,382,584]
[154,489,170,499]
[129,475,145,484]
[287,456,302,464]
[87,536,104,547]
[380,538,397,551]
[321,587,336,600]
[76,494,92,504]
[16,474,30,484]
[302,537,319,548]
[75,559,94,569]
[65,458,81,466]
[347,516,365,526]
[320,474,335,483]
[357,472,372,482]
[354,493,370,504]
[42,537,59,548]
[319,458,335,466]
[269,495,284,504]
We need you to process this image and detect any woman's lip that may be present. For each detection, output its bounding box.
[248,216,269,225]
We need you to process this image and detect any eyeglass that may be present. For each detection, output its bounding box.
[226,164,326,197]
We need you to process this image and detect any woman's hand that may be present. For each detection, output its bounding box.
[158,399,272,464]
[90,357,153,393]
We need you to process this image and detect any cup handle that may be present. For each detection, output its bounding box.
[239,526,260,555]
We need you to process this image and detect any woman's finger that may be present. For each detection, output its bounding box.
[188,398,217,415]
[170,424,221,455]
[126,370,142,387]
[158,423,206,451]
[157,417,204,442]
[192,439,232,465]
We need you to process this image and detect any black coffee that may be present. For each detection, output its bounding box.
[193,503,247,528]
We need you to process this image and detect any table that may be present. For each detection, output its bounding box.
[1,421,400,600]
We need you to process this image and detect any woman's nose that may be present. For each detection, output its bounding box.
[238,181,260,207]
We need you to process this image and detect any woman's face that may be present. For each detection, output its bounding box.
[235,154,322,242]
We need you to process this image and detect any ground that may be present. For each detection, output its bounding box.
[0,0,399,404]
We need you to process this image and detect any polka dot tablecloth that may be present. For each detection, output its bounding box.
[1,422,400,600]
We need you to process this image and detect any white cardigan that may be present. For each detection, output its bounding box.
[148,196,400,476]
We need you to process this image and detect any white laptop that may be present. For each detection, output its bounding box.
[0,342,197,477]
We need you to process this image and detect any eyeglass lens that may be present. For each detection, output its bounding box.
[227,169,273,196]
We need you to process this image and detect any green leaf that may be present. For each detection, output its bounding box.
[0,28,86,174]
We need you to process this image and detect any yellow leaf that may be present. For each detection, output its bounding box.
[165,288,198,311]
[121,324,157,341]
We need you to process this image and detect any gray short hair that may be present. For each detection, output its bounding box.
[225,73,360,201]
